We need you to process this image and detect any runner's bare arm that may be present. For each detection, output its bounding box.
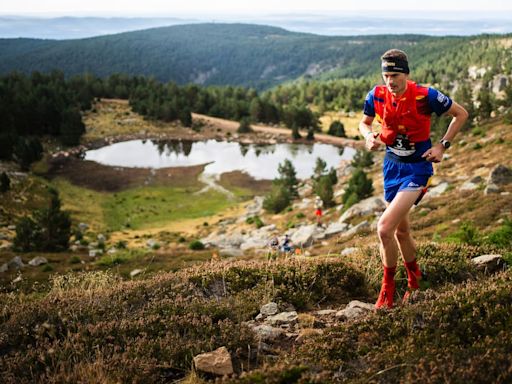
[422,101,469,162]
[359,114,381,151]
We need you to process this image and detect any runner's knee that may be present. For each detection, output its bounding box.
[377,219,395,244]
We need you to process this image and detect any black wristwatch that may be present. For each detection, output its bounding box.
[440,139,451,149]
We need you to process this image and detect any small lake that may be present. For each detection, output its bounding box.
[84,139,355,180]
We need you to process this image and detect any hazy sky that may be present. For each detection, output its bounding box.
[2,0,511,16]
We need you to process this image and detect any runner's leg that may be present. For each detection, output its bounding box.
[378,190,423,268]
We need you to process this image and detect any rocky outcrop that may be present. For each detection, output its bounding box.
[487,164,512,187]
[427,182,450,198]
[338,196,386,223]
[336,300,375,320]
[193,346,234,376]
[28,256,48,266]
[471,254,505,274]
[459,176,482,191]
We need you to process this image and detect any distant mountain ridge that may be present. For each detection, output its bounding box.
[0,23,511,89]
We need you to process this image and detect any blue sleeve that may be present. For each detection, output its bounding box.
[427,87,452,116]
[363,87,376,117]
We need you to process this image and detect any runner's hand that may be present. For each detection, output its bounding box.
[422,143,445,163]
[365,132,381,151]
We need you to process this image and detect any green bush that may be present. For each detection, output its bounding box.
[351,149,374,168]
[189,240,205,250]
[263,183,292,213]
[246,215,264,228]
[446,221,482,246]
[342,168,374,209]
[237,117,252,133]
[327,120,346,137]
[485,219,512,249]
[13,188,71,252]
[69,255,81,264]
[0,172,10,193]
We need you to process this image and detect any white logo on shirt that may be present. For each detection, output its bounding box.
[436,91,450,107]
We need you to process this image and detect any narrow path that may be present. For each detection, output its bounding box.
[195,171,235,199]
[192,113,365,148]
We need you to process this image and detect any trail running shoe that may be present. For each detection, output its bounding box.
[375,282,395,309]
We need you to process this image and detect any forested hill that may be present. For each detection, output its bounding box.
[1,23,511,89]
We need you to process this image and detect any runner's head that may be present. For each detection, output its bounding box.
[381,49,409,96]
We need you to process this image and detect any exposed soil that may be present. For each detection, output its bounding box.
[44,156,205,192]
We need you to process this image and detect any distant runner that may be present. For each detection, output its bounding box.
[314,195,323,227]
[359,49,468,309]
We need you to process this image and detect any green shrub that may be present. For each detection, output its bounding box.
[263,183,292,213]
[189,240,205,250]
[342,168,373,209]
[246,215,264,228]
[69,255,81,264]
[351,149,374,168]
[115,240,128,249]
[13,188,71,252]
[446,221,482,246]
[327,120,346,137]
[0,172,10,193]
[485,218,512,248]
[237,117,252,133]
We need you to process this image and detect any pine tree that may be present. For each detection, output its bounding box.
[0,172,10,193]
[13,188,71,252]
[342,169,374,209]
[327,120,346,137]
[278,159,299,198]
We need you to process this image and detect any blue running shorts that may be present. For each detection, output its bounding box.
[383,157,433,204]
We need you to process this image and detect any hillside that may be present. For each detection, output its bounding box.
[1,93,511,382]
[1,24,511,89]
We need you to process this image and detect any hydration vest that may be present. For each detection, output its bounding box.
[374,80,431,145]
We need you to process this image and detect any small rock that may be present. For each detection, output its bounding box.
[336,300,374,320]
[487,164,512,186]
[28,256,48,267]
[97,234,106,243]
[471,254,505,273]
[260,302,279,317]
[12,275,22,283]
[130,269,143,278]
[78,223,89,231]
[0,263,8,273]
[428,182,450,198]
[193,346,234,376]
[316,309,337,316]
[146,239,159,249]
[252,324,285,341]
[88,249,102,257]
[266,311,298,326]
[340,247,358,256]
[484,183,500,195]
[7,225,16,231]
[7,256,24,270]
[341,221,370,238]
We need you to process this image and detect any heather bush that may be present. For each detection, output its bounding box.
[232,270,512,383]
[0,258,366,383]
[189,258,368,310]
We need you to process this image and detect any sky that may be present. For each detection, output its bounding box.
[2,0,512,17]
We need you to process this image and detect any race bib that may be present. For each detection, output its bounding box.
[388,134,416,156]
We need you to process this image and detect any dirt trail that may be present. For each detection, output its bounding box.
[196,171,235,199]
[192,113,364,148]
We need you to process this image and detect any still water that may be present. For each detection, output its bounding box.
[84,139,355,180]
